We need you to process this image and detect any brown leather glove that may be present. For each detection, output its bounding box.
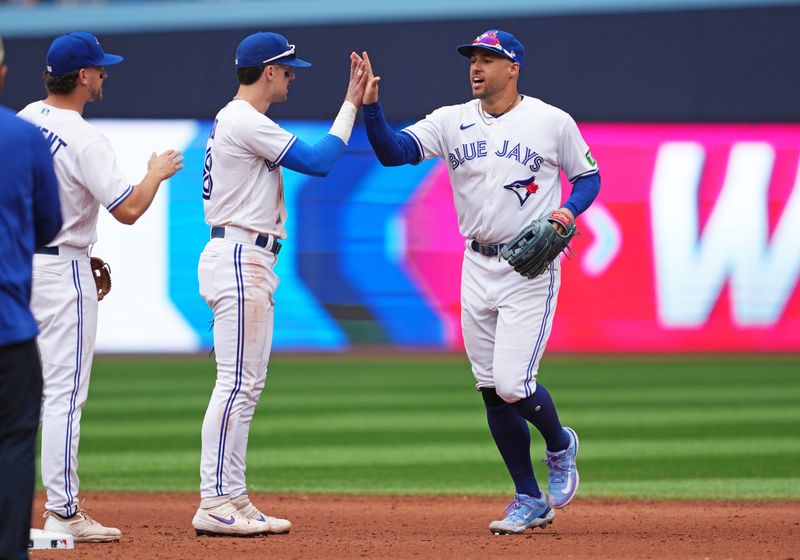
[90,256,112,301]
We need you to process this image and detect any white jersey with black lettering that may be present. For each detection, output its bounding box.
[402,95,598,244]
[202,99,296,238]
[17,99,132,519]
[402,94,599,401]
[17,100,132,248]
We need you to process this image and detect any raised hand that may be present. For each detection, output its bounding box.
[361,51,381,105]
[345,52,368,108]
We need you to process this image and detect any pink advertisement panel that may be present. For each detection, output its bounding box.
[403,124,800,352]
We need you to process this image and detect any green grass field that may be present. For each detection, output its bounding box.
[58,354,800,500]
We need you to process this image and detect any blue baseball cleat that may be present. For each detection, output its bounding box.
[488,493,555,535]
[543,426,580,508]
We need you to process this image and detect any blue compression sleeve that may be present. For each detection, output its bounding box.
[563,172,600,217]
[281,134,346,177]
[363,101,421,166]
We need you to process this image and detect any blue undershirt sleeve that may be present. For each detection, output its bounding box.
[363,101,421,166]
[563,172,600,218]
[281,134,346,177]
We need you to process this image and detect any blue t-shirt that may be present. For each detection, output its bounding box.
[0,104,62,346]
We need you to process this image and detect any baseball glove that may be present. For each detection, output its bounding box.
[90,256,112,301]
[500,210,577,279]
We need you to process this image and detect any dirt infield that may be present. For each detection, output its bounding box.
[29,492,799,559]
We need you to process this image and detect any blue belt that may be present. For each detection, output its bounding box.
[35,246,59,255]
[210,226,282,255]
[470,240,506,257]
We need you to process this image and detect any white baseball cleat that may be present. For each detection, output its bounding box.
[43,510,121,543]
[235,501,292,534]
[192,501,270,537]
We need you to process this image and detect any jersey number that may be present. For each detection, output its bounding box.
[202,147,213,200]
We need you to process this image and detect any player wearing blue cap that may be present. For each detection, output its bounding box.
[359,30,600,534]
[192,31,367,537]
[17,31,184,542]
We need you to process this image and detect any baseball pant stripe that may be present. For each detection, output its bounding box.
[214,244,245,495]
[524,264,556,398]
[64,260,84,517]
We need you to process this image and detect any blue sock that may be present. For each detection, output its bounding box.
[481,389,540,498]
[510,383,570,452]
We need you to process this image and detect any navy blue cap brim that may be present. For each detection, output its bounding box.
[456,43,516,63]
[98,53,124,67]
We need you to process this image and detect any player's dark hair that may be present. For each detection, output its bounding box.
[43,70,79,95]
[237,65,265,86]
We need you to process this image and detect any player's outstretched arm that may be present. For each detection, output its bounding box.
[111,149,184,225]
[280,52,368,177]
[360,52,420,167]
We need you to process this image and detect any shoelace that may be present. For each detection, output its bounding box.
[503,497,540,521]
[503,499,523,517]
[543,452,569,484]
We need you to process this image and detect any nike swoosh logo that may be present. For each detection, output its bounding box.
[560,470,574,494]
[521,508,541,522]
[209,514,236,525]
[459,123,476,130]
[256,514,266,522]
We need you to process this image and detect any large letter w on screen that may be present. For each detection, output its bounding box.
[651,142,800,327]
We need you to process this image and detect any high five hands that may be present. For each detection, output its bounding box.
[345,52,368,108]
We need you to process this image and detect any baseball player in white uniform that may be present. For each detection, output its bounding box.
[359,30,600,534]
[192,32,366,537]
[17,32,183,542]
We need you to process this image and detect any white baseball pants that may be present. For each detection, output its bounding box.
[197,237,279,499]
[31,251,97,518]
[461,245,561,403]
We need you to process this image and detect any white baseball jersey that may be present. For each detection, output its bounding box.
[402,96,598,244]
[202,99,295,238]
[198,98,292,503]
[401,95,598,401]
[18,100,131,519]
[17,101,133,248]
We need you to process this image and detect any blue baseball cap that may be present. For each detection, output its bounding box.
[457,29,525,68]
[46,32,123,76]
[235,32,312,69]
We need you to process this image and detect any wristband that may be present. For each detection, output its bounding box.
[329,100,358,145]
